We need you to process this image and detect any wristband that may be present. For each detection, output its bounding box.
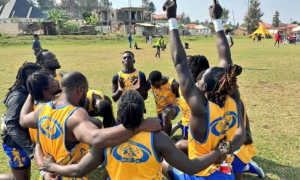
[118,86,124,92]
[213,19,223,32]
[168,18,178,30]
[40,170,46,180]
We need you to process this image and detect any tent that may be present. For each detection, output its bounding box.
[251,25,274,38]
[292,26,300,32]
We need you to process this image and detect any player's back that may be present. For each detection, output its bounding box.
[104,131,162,180]
[38,101,89,180]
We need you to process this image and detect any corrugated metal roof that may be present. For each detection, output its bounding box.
[136,23,155,27]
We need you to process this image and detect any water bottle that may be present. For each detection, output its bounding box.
[220,161,231,175]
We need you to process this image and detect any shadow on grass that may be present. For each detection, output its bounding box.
[243,68,268,71]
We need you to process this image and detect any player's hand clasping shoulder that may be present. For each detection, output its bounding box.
[139,117,162,132]
[163,0,177,19]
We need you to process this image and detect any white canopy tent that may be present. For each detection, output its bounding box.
[292,26,300,32]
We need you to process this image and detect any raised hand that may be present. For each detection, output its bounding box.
[209,0,223,20]
[119,77,126,88]
[163,0,177,19]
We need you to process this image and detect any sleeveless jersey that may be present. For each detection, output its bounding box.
[188,96,239,176]
[117,70,141,92]
[178,88,190,126]
[151,77,177,115]
[234,95,256,164]
[38,102,89,180]
[104,132,162,180]
[54,72,63,99]
[29,101,45,144]
[86,89,105,112]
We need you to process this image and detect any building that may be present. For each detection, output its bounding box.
[136,23,155,36]
[0,0,47,36]
[194,25,211,35]
[187,24,197,29]
[234,27,248,36]
[152,14,181,23]
[93,7,147,26]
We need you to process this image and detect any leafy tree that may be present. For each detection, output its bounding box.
[272,11,281,27]
[148,1,156,13]
[221,8,230,25]
[244,0,264,33]
[47,9,68,35]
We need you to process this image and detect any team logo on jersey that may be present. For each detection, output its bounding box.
[39,116,63,140]
[210,111,238,136]
[111,140,151,164]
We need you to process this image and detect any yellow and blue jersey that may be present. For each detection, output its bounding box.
[188,96,239,176]
[117,70,141,92]
[104,131,162,180]
[234,95,256,164]
[86,89,105,112]
[54,72,63,99]
[38,102,89,180]
[178,88,190,127]
[151,77,177,115]
[29,101,45,144]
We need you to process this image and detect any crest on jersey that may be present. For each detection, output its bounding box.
[210,111,238,136]
[39,116,63,140]
[111,140,151,164]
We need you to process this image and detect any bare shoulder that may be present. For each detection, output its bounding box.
[67,108,89,128]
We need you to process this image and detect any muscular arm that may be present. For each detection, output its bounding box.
[42,148,103,178]
[111,74,122,102]
[171,80,179,98]
[69,108,160,148]
[244,114,253,145]
[155,132,221,175]
[34,139,45,169]
[216,30,232,67]
[20,95,39,128]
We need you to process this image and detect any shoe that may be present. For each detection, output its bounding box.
[248,160,265,178]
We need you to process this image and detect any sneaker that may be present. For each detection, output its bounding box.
[248,160,265,178]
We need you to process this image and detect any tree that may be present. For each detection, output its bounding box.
[148,1,156,13]
[193,20,200,25]
[0,0,9,6]
[37,18,44,34]
[37,0,55,12]
[82,11,92,20]
[47,9,68,35]
[208,22,215,33]
[180,12,191,24]
[272,11,280,27]
[99,0,112,9]
[86,15,98,25]
[244,0,264,34]
[236,22,240,27]
[221,8,230,25]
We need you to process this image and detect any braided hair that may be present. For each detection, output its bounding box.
[27,70,50,101]
[187,55,210,82]
[5,62,42,98]
[204,64,242,104]
[117,90,144,131]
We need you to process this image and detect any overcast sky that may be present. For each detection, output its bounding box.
[100,0,300,24]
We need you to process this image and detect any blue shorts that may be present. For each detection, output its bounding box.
[181,125,189,139]
[171,168,234,180]
[158,105,180,124]
[231,154,247,173]
[2,143,31,170]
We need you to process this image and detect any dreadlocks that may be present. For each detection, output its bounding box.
[117,90,144,131]
[187,55,210,82]
[5,62,42,98]
[204,64,242,104]
[27,70,50,101]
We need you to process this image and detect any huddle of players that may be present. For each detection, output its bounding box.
[0,1,265,180]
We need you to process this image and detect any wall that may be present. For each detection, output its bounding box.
[0,23,19,36]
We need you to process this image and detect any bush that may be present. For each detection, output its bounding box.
[60,22,81,35]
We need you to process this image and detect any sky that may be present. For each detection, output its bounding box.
[101,0,300,25]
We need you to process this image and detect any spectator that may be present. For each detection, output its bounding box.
[128,34,132,48]
[32,34,43,56]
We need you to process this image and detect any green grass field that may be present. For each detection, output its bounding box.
[0,35,299,180]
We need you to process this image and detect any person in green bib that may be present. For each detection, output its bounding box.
[155,35,164,58]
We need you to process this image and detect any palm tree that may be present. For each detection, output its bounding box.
[86,15,98,26]
[47,9,68,35]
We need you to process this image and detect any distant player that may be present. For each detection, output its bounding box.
[39,90,231,180]
[274,32,281,48]
[148,71,180,135]
[112,51,149,102]
[225,29,234,48]
[32,34,43,55]
[155,35,164,58]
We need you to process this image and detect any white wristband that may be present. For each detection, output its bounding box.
[213,19,223,32]
[168,18,178,30]
[118,86,124,92]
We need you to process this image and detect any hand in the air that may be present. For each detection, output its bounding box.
[163,0,177,19]
[130,76,138,85]
[209,0,223,20]
[119,77,126,88]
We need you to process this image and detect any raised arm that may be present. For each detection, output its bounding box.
[111,74,123,102]
[69,108,161,148]
[164,0,206,113]
[20,95,40,129]
[209,0,232,67]
[155,132,223,175]
[41,148,103,178]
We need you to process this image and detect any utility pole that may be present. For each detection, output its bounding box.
[232,10,235,26]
